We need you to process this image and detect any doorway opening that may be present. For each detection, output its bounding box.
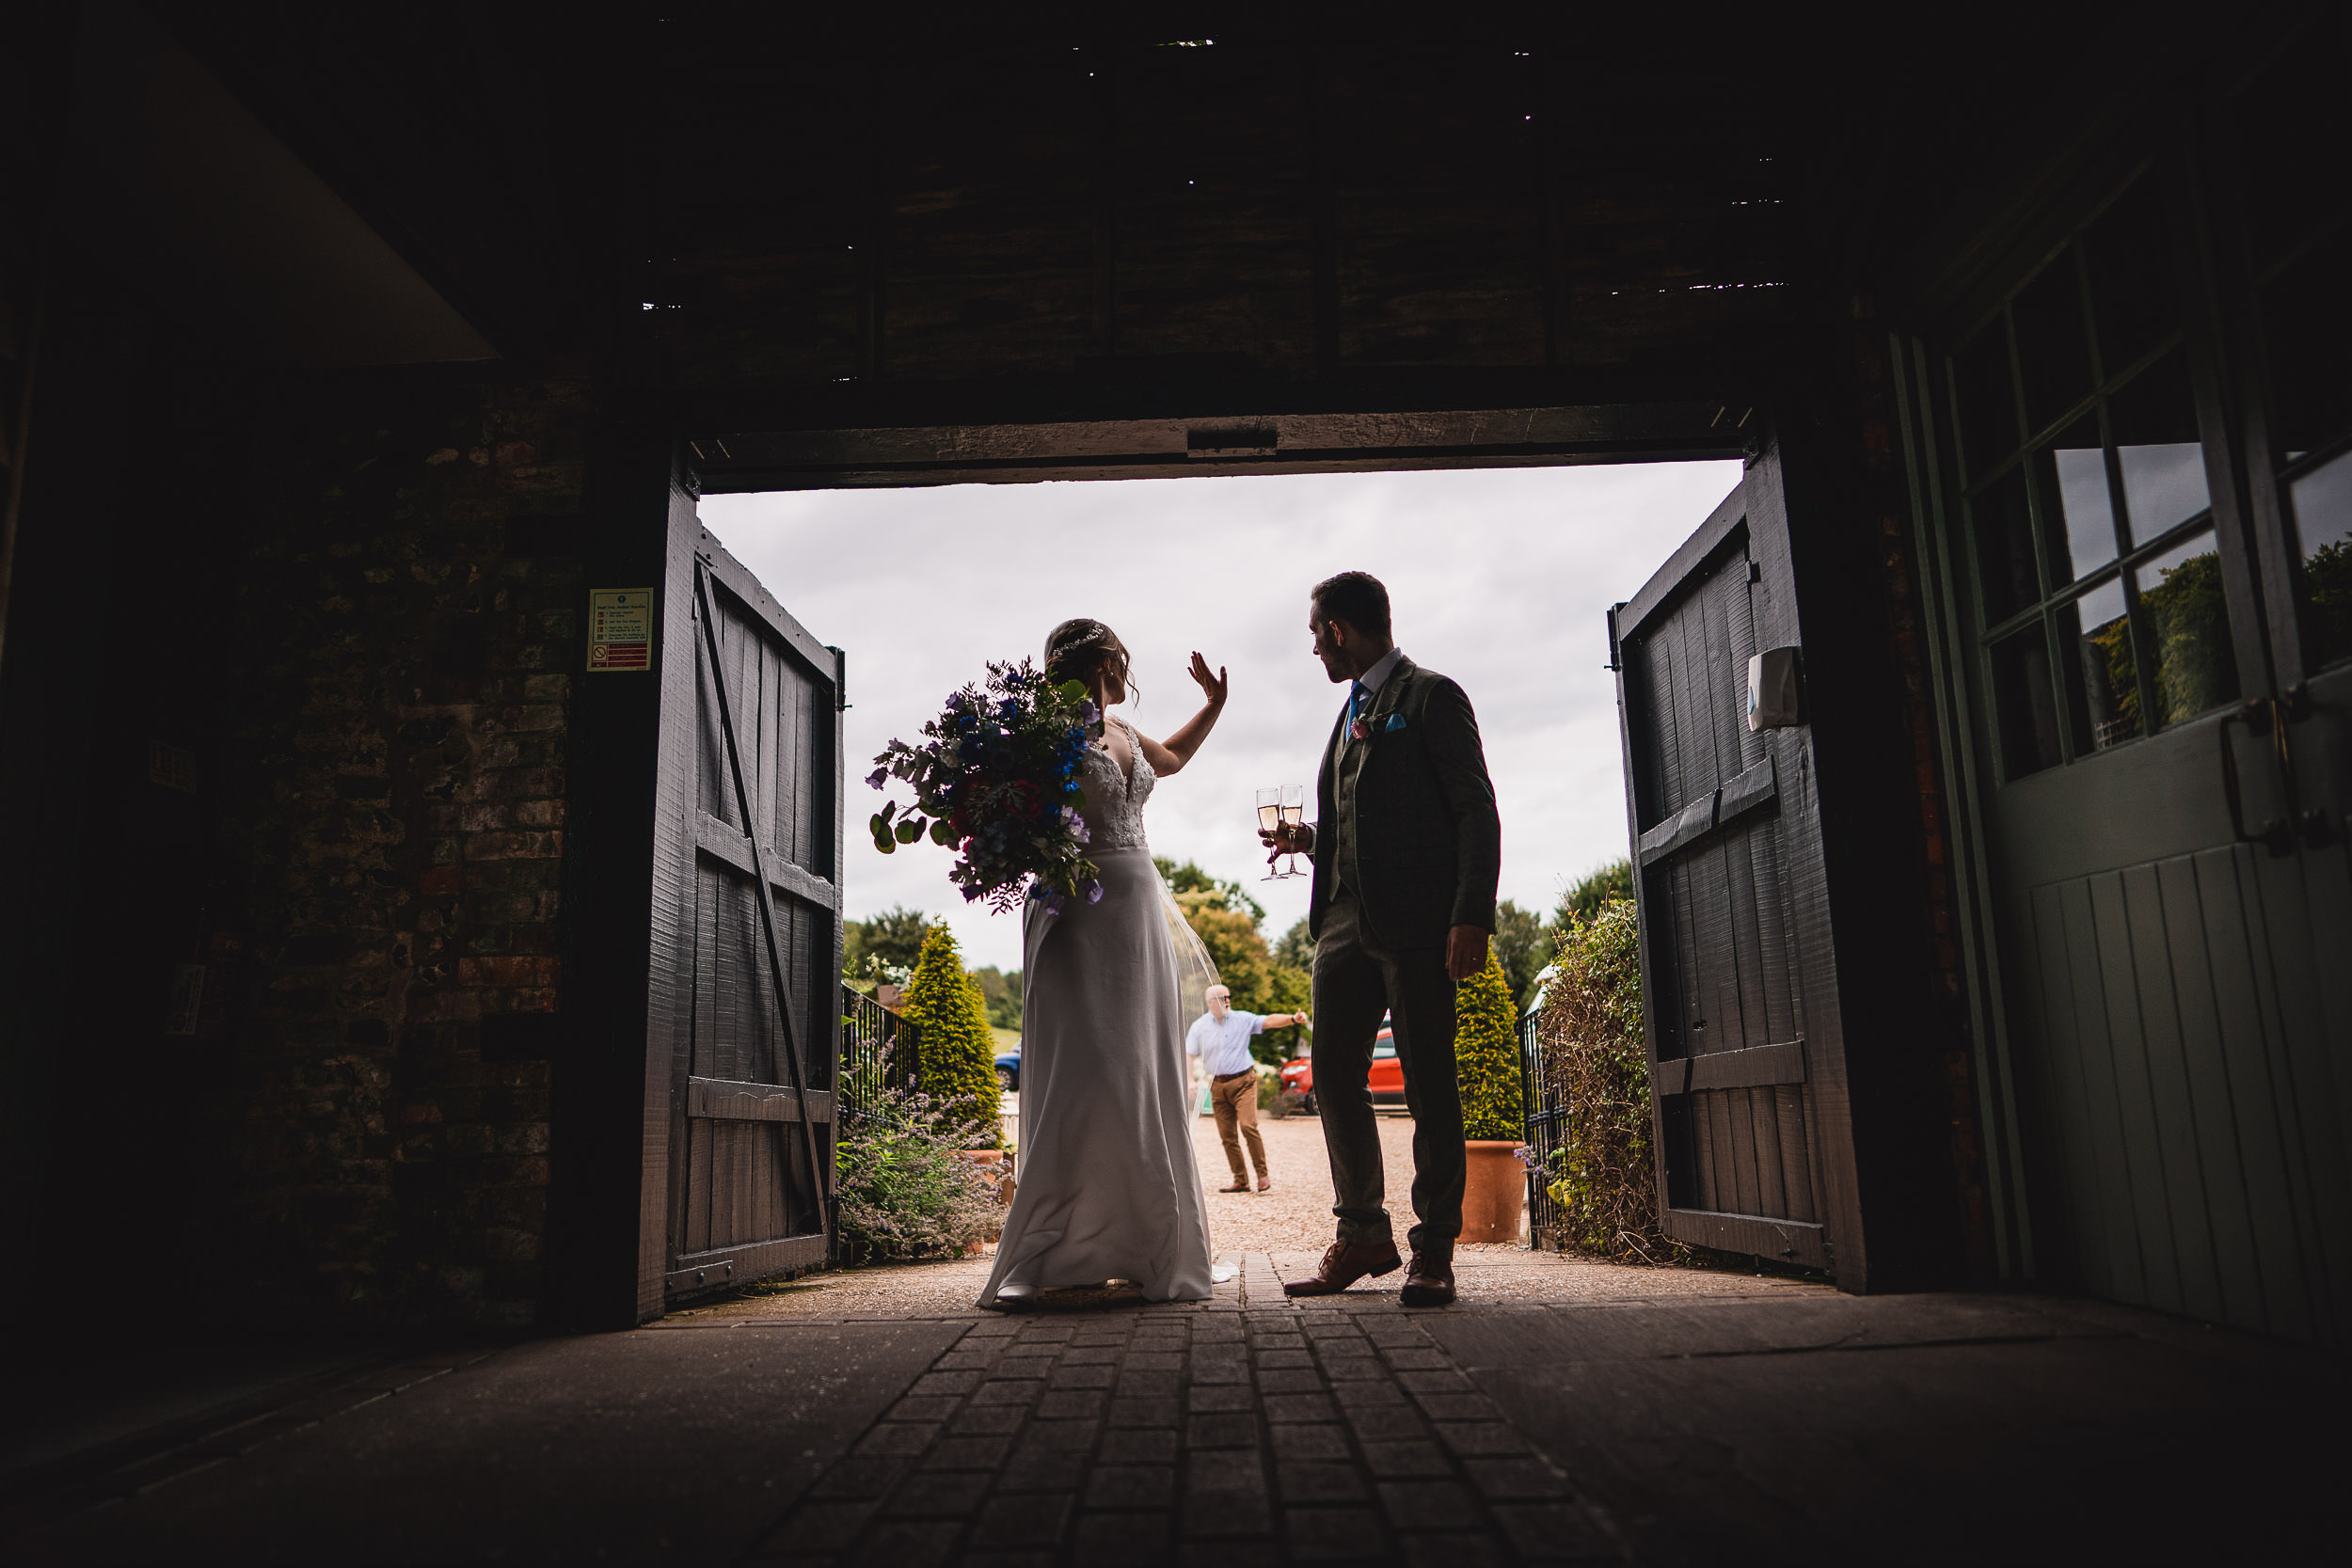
[660,454,1761,1314]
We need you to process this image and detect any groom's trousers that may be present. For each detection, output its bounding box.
[1311,885,1463,1256]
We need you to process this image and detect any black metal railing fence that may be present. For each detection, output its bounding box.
[1518,1009,1568,1249]
[839,982,921,1122]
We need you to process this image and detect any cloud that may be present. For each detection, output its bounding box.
[701,460,1742,972]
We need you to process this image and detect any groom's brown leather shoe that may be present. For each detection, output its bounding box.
[1283,1240,1403,1296]
[1399,1249,1455,1307]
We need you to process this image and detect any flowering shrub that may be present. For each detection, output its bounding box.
[868,659,1103,913]
[834,1069,1004,1263]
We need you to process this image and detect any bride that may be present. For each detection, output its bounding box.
[977,619,1229,1309]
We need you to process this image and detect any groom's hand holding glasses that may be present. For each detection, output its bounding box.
[1262,819,1312,862]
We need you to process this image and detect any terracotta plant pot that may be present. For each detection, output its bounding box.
[1460,1139,1528,1243]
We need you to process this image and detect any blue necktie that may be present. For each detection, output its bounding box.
[1346,681,1369,733]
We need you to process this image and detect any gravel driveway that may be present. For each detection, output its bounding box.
[676,1102,1810,1321]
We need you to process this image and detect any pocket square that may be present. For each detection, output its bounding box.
[1384,713,1407,732]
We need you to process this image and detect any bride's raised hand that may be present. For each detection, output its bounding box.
[1188,652,1229,709]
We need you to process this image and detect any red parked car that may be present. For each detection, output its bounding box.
[1278,1022,1404,1115]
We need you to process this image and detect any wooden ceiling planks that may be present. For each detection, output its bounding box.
[645,36,1793,399]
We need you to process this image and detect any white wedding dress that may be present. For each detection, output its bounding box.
[977,717,1215,1306]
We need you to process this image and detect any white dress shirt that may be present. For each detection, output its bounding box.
[1186,1009,1264,1076]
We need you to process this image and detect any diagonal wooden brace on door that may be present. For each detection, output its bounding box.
[694,558,832,1220]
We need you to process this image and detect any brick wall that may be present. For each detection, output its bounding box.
[201,368,594,1326]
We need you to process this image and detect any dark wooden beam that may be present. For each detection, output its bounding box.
[694,401,1742,491]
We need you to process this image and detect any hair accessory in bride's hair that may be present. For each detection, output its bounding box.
[1044,618,1136,704]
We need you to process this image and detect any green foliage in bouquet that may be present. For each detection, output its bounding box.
[868,659,1103,913]
[1535,898,1683,1263]
[901,924,1002,1147]
[1454,947,1524,1141]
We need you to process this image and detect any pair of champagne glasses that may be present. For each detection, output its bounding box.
[1256,785,1307,880]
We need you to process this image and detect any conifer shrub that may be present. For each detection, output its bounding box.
[1534,898,1682,1262]
[901,924,1003,1147]
[1454,947,1524,1140]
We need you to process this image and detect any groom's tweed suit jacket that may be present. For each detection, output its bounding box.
[1309,655,1502,950]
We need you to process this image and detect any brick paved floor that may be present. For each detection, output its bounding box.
[741,1263,1626,1567]
[22,1264,2334,1565]
[19,1107,2335,1564]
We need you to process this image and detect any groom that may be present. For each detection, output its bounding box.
[1263,571,1500,1307]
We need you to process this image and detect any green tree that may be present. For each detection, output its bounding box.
[2302,538,2352,669]
[1454,947,1524,1140]
[843,904,933,984]
[1555,859,1633,931]
[1273,915,1314,971]
[1491,899,1549,1012]
[1154,857,1265,924]
[900,924,1002,1146]
[973,966,1023,1033]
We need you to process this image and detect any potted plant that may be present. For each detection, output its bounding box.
[1454,948,1527,1243]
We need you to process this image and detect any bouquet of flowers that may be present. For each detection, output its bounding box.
[867,658,1104,912]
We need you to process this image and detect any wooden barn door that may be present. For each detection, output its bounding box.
[1611,453,1855,1275]
[1896,47,2351,1343]
[656,530,844,1305]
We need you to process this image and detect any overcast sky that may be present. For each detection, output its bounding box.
[701,460,1741,973]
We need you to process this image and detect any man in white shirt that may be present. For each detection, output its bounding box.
[1186,985,1311,1193]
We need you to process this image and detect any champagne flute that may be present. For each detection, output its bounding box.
[1279,784,1307,879]
[1256,787,1283,880]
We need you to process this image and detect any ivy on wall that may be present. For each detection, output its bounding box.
[1534,898,1684,1263]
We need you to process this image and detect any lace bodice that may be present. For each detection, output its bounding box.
[1077,716,1154,851]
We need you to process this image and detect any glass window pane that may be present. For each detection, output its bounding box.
[2033,417,2117,582]
[2288,447,2352,671]
[2084,175,2178,376]
[2134,531,2240,726]
[1991,624,2063,781]
[2012,252,2094,436]
[1953,323,2019,477]
[2260,227,2352,461]
[2108,351,2210,544]
[2058,576,2140,752]
[1971,467,2040,626]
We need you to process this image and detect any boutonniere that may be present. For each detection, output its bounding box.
[1349,718,1374,741]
